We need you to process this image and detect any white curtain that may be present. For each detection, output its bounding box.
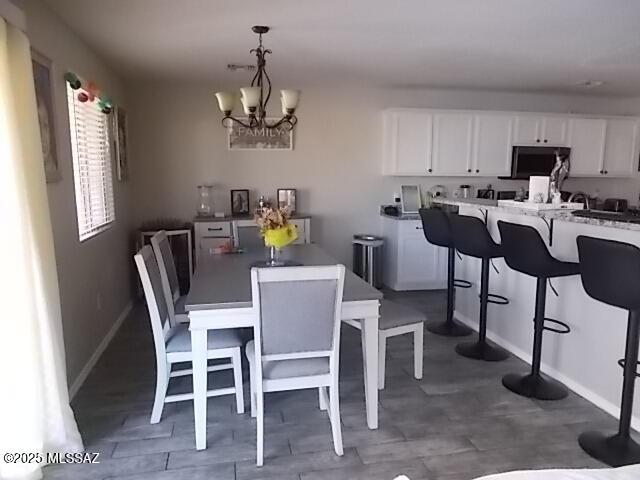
[0,17,83,480]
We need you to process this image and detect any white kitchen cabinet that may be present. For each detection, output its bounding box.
[603,119,639,177]
[472,114,513,176]
[541,116,569,145]
[567,118,607,176]
[383,108,639,178]
[431,113,473,175]
[383,110,433,175]
[513,115,568,146]
[381,216,447,290]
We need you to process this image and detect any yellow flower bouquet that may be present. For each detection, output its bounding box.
[255,206,298,265]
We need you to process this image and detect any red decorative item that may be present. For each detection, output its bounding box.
[77,91,89,103]
[86,81,99,102]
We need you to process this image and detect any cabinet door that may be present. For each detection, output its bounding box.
[541,116,569,146]
[431,113,473,175]
[398,222,445,288]
[567,118,606,176]
[385,111,433,175]
[513,115,541,145]
[472,114,513,176]
[603,119,639,177]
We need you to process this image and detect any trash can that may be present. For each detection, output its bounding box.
[352,234,384,288]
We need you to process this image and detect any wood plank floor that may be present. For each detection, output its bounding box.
[44,289,634,480]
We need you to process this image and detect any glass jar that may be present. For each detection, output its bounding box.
[197,184,213,216]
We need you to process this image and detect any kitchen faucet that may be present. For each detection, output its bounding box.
[568,191,593,210]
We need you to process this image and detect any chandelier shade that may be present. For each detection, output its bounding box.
[214,26,299,131]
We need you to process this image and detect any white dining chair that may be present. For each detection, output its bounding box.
[134,245,245,424]
[376,300,425,389]
[151,230,188,324]
[246,265,346,466]
[345,299,425,390]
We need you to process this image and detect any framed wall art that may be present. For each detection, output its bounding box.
[227,120,293,150]
[32,49,61,183]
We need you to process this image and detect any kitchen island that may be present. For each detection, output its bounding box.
[431,198,640,429]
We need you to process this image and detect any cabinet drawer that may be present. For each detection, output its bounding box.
[196,222,231,238]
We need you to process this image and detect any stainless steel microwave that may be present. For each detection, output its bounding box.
[500,146,571,180]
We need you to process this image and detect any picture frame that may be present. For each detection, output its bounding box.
[230,189,251,216]
[277,188,297,214]
[227,119,293,150]
[113,106,129,181]
[31,49,61,183]
[400,185,421,214]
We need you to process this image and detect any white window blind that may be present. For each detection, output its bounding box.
[67,83,115,241]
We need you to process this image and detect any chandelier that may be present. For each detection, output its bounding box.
[214,26,299,131]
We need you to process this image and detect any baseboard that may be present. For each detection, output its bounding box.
[68,301,133,400]
[454,309,640,431]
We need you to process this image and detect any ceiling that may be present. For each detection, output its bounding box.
[43,0,640,96]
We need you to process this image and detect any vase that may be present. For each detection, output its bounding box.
[266,245,285,267]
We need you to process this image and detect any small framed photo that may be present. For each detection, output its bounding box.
[400,185,421,214]
[277,188,297,214]
[231,189,250,216]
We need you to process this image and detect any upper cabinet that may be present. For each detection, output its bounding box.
[383,110,433,175]
[431,113,473,175]
[382,108,639,178]
[471,114,514,176]
[567,118,607,176]
[513,115,568,146]
[603,119,639,177]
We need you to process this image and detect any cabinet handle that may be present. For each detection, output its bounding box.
[467,168,472,173]
[475,169,480,173]
[208,227,223,231]
[428,168,433,173]
[604,170,608,175]
[415,226,423,230]
[599,170,604,174]
[536,139,541,143]
[543,139,548,143]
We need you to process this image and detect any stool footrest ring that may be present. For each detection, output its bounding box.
[542,318,571,334]
[485,293,509,305]
[617,359,640,378]
[454,279,472,289]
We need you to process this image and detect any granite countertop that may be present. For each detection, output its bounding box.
[194,213,311,222]
[431,198,640,232]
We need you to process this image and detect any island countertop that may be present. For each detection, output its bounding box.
[431,197,640,232]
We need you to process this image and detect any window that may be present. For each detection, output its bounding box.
[66,83,115,241]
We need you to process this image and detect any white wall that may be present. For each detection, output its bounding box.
[128,83,640,265]
[23,0,134,387]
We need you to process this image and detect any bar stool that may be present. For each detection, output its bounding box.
[418,208,472,337]
[497,221,579,400]
[449,214,510,361]
[576,235,640,467]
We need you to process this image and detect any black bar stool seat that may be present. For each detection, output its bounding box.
[449,214,510,361]
[497,221,579,401]
[418,208,472,337]
[576,235,640,467]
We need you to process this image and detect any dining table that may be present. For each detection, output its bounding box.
[186,243,383,450]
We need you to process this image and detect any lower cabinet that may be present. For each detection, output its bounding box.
[381,216,447,291]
